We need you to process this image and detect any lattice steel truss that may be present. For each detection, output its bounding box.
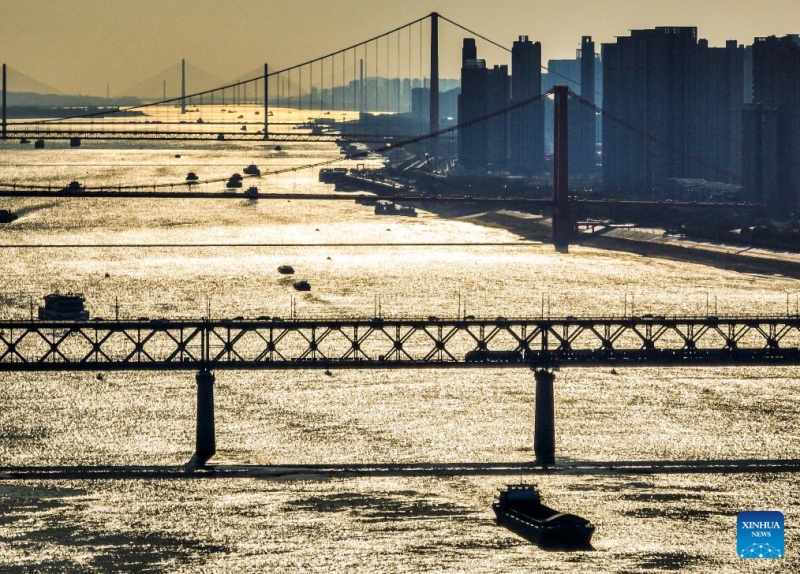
[1,315,800,372]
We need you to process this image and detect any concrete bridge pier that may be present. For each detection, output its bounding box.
[533,369,556,466]
[187,369,216,468]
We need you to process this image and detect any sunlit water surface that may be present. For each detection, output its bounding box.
[0,123,797,572]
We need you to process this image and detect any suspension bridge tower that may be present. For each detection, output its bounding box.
[429,12,440,134]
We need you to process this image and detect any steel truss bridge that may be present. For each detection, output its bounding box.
[2,315,800,372]
[5,314,798,466]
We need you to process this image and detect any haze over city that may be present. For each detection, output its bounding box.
[1,1,800,571]
[2,0,800,96]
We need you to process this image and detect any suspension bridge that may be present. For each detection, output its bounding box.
[0,13,767,237]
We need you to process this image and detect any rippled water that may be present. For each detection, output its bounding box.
[0,119,797,572]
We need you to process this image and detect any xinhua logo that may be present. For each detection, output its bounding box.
[737,511,784,559]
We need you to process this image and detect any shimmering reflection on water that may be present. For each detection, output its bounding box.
[0,136,798,571]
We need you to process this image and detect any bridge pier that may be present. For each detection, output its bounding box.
[533,369,556,466]
[264,63,269,140]
[2,63,6,140]
[187,369,216,468]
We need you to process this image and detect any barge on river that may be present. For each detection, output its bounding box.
[493,484,594,549]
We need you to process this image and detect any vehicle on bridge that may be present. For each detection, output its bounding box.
[38,293,89,321]
[465,349,523,363]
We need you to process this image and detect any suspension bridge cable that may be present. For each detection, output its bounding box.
[22,14,433,125]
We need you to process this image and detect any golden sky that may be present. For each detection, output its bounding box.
[2,0,798,96]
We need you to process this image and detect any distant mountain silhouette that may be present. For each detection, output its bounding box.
[7,92,142,108]
[122,61,225,100]
[3,66,140,108]
[4,66,64,95]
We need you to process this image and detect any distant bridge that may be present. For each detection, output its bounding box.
[1,127,395,144]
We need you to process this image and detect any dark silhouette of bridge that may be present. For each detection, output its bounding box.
[2,313,798,466]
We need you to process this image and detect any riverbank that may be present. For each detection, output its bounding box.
[453,209,800,279]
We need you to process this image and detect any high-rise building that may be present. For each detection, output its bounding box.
[743,35,800,207]
[457,42,488,173]
[602,27,743,196]
[510,36,544,175]
[457,41,511,173]
[569,36,598,175]
[486,65,510,171]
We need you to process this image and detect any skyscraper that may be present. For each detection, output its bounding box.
[510,36,544,176]
[743,35,800,207]
[457,39,488,173]
[569,36,598,175]
[602,27,743,196]
[457,40,510,173]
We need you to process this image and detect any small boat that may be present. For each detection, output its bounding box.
[319,167,348,184]
[243,164,261,176]
[38,292,90,321]
[245,186,259,198]
[58,181,85,194]
[374,200,416,217]
[226,173,243,189]
[493,484,594,549]
[293,280,311,292]
[185,172,199,181]
[0,209,19,223]
[278,265,295,275]
[19,138,30,144]
[274,145,282,151]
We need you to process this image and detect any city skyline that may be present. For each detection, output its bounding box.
[2,0,799,96]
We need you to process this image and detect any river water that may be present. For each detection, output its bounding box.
[0,107,797,572]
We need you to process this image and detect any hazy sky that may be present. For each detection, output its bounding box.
[2,0,799,96]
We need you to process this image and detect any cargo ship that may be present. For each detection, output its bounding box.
[492,484,594,549]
